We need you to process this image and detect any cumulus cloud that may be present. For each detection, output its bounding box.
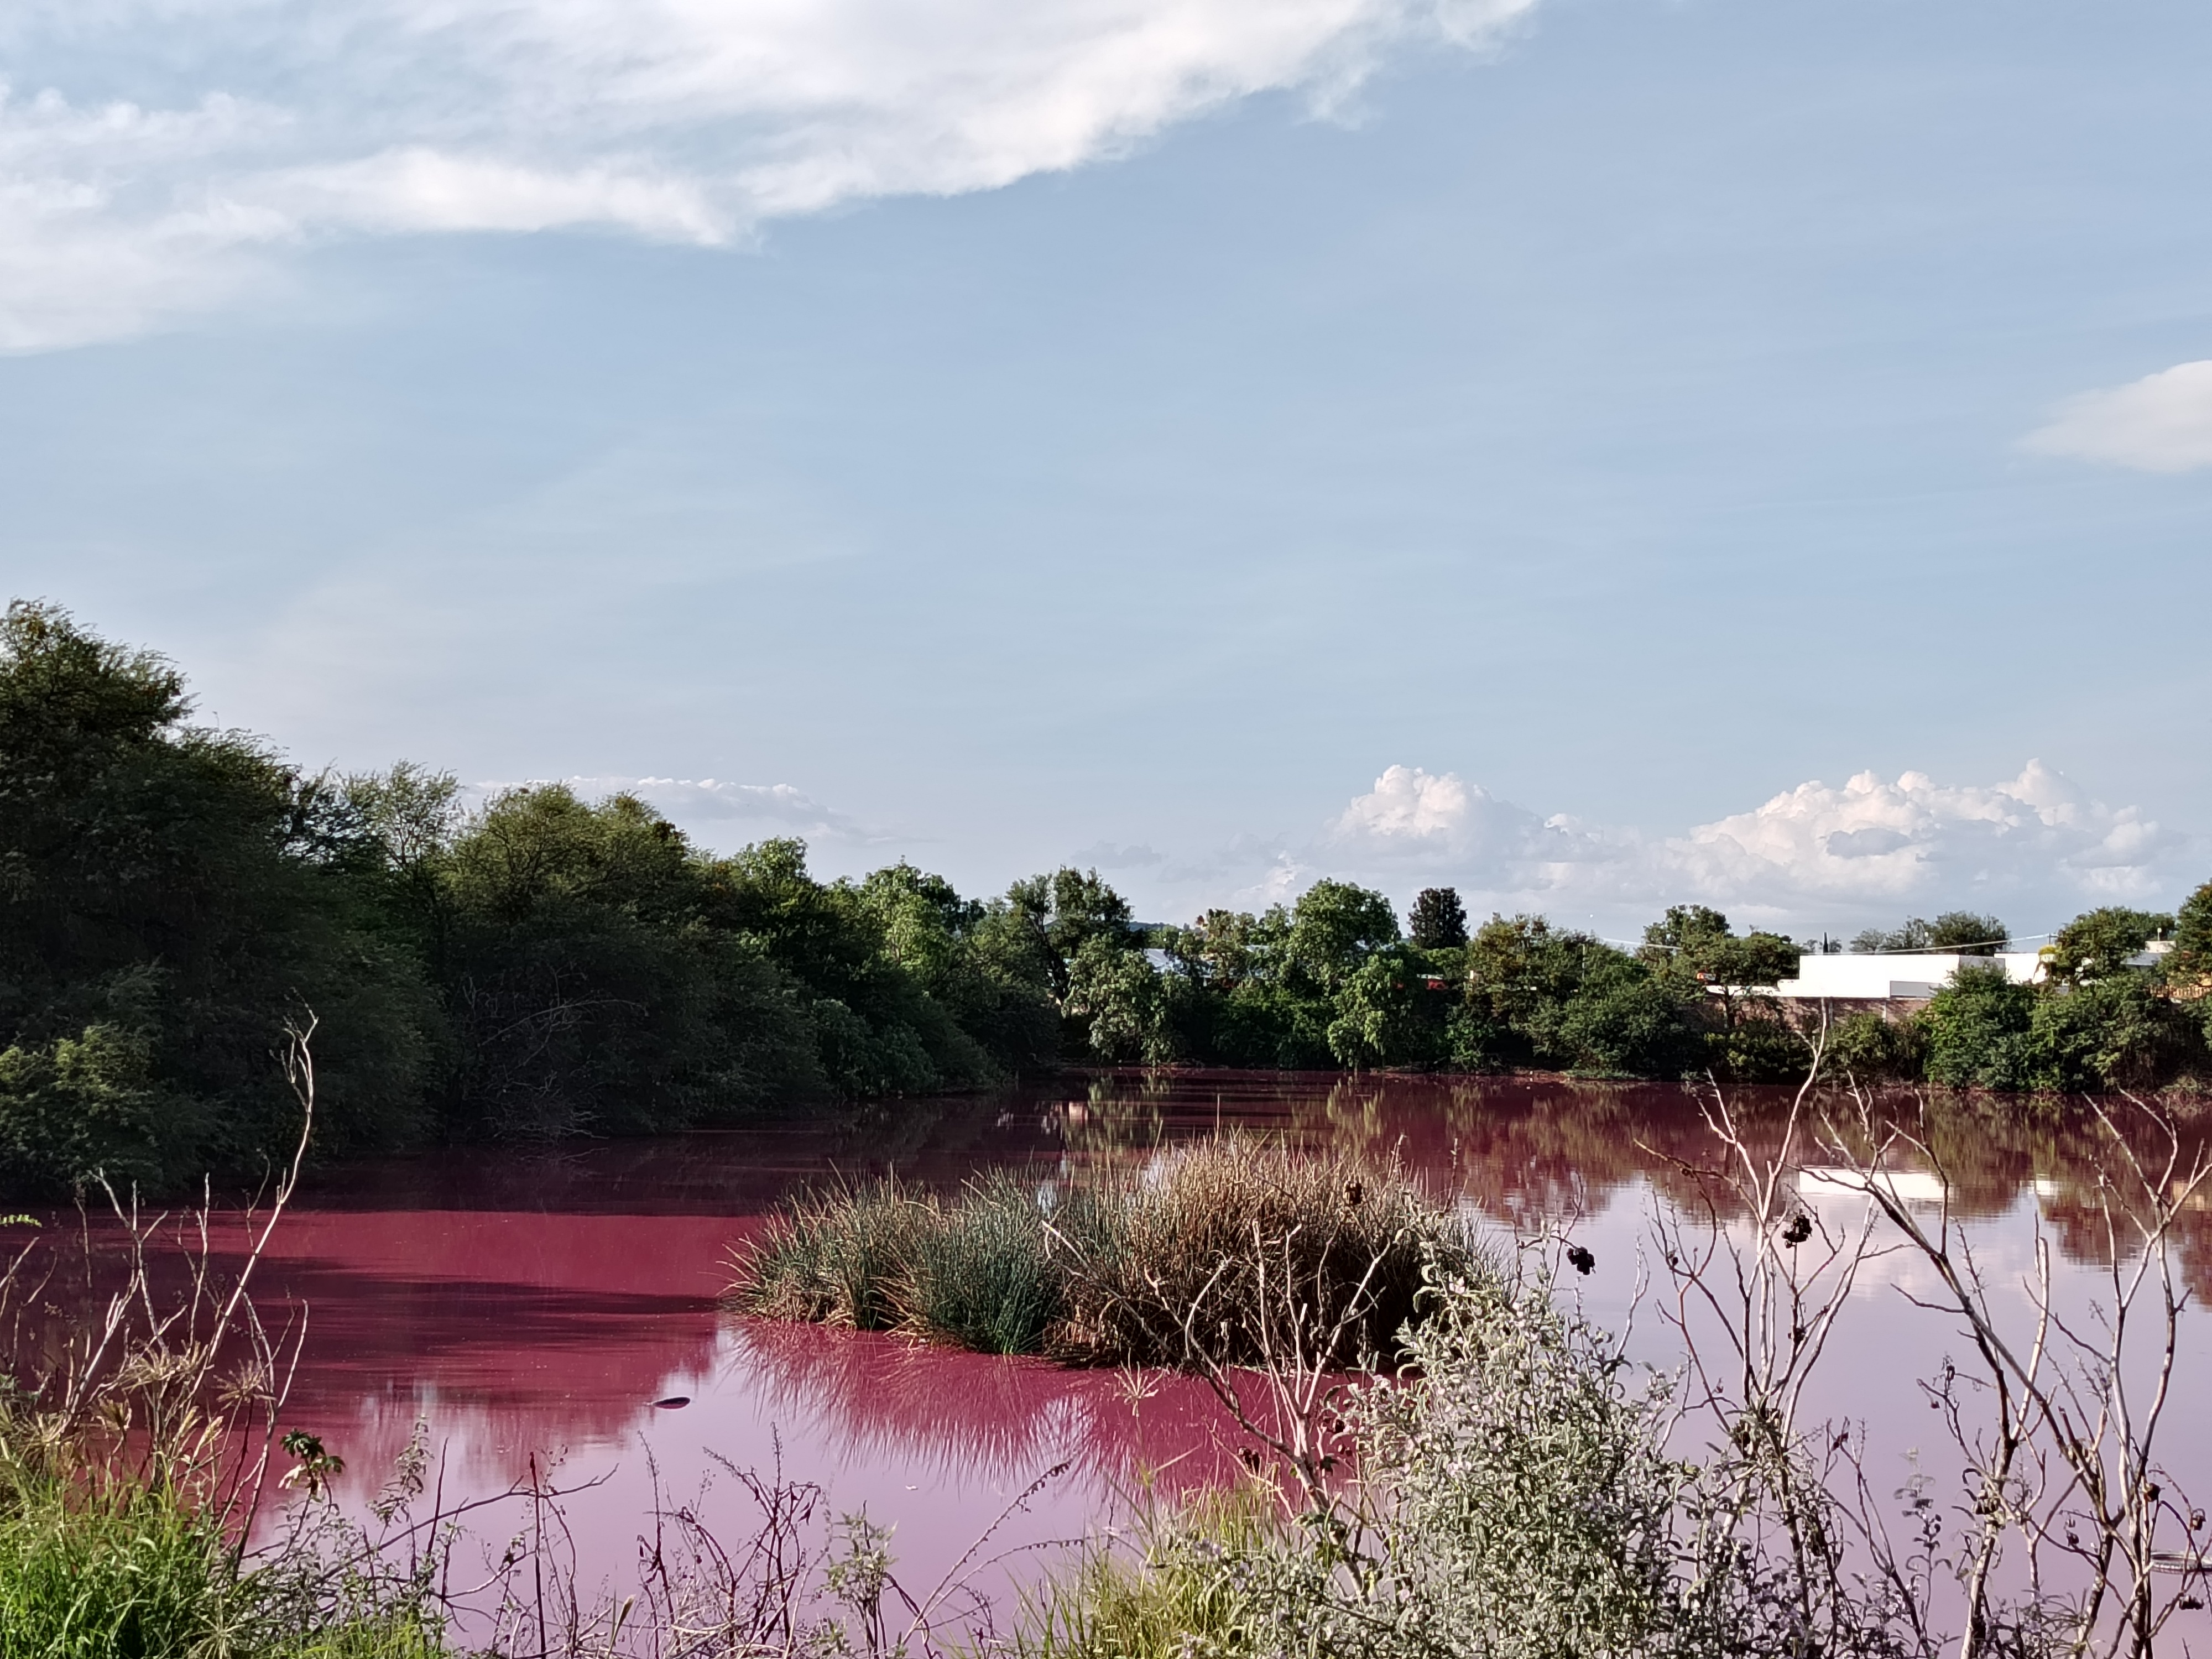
[0,0,1538,349]
[1264,759,2194,935]
[2023,360,2212,473]
[1328,763,1626,880]
[1663,761,2183,912]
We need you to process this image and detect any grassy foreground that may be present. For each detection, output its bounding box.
[728,1139,1481,1366]
[0,1449,445,1659]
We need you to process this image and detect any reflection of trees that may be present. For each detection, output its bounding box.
[725,1321,1240,1498]
[1039,1070,2212,1301]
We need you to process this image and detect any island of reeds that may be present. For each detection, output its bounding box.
[728,1139,1482,1365]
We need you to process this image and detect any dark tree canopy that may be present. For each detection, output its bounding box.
[1852,912,2009,956]
[1407,888,1469,950]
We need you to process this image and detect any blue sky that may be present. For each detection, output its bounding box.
[3,0,2208,940]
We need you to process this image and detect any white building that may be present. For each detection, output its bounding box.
[1767,951,2046,1002]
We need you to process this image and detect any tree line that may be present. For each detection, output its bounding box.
[3,601,2207,1194]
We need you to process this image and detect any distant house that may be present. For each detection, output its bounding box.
[1767,951,2046,1004]
[1750,940,2174,1005]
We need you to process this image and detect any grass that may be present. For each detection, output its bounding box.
[1005,1489,1275,1659]
[729,1139,1481,1369]
[0,1463,445,1659]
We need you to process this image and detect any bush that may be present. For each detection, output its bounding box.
[2027,976,2198,1092]
[1820,1008,1928,1083]
[1551,959,1701,1078]
[1015,1266,1746,1659]
[1923,964,2039,1091]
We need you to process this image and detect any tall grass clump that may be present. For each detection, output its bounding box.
[904,1172,1067,1356]
[729,1139,1481,1370]
[1049,1139,1473,1368]
[1006,1488,1275,1659]
[0,1469,226,1659]
[734,1176,921,1331]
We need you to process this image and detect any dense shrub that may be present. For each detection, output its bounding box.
[1015,1265,1829,1659]
[1923,966,2039,1091]
[1820,1008,1928,1083]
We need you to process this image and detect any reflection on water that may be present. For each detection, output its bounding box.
[12,1072,2211,1601]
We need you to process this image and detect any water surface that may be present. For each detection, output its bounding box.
[20,1072,2212,1627]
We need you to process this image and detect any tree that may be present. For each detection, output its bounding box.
[1556,966,1702,1078]
[2172,879,2212,973]
[1286,880,1399,993]
[1004,868,1135,1000]
[2167,880,2212,1049]
[1853,911,2008,956]
[1063,935,1175,1063]
[437,789,826,1136]
[0,602,433,1191]
[1407,888,1468,950]
[1327,944,1451,1070]
[855,862,1057,1072]
[2043,906,2173,985]
[1922,964,2037,1091]
[1926,911,2009,953]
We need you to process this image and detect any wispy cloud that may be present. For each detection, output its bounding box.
[2023,359,2212,473]
[0,0,1537,350]
[469,775,879,843]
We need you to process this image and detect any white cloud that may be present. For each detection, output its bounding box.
[0,0,1538,349]
[2023,359,2212,473]
[1223,759,2196,935]
[1328,763,1629,883]
[1663,761,2183,914]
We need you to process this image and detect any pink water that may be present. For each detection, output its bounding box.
[19,1073,2212,1637]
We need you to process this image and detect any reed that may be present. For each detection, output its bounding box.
[1049,1139,1470,1368]
[728,1139,1480,1369]
[1004,1488,1275,1659]
[734,1176,921,1331]
[904,1171,1065,1356]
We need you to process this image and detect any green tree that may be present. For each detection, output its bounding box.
[2042,906,2174,985]
[1327,943,1452,1070]
[2027,975,2195,1091]
[0,602,434,1192]
[1464,915,1606,1066]
[1922,964,2037,1091]
[1552,955,1702,1078]
[1286,881,1399,993]
[1063,935,1176,1063]
[855,862,1058,1071]
[2171,879,2212,974]
[1407,887,1469,950]
[1639,905,1797,989]
[2167,879,2212,1051]
[1853,911,2008,956]
[1004,868,1135,1000]
[437,789,826,1136]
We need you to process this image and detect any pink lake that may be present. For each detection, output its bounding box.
[19,1071,2212,1641]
